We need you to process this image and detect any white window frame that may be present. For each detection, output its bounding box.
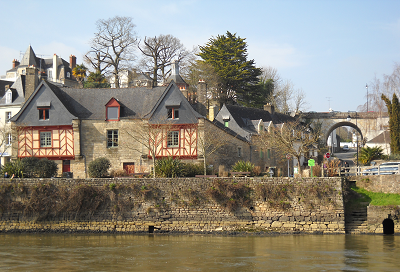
[6,133,12,146]
[107,129,119,148]
[40,131,52,147]
[167,131,179,147]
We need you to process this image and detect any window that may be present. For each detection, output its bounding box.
[167,131,179,147]
[40,131,52,147]
[267,149,271,159]
[259,149,263,158]
[6,133,12,146]
[107,107,119,121]
[66,72,70,78]
[107,130,118,147]
[224,121,229,127]
[167,108,179,119]
[48,70,52,79]
[238,147,242,157]
[39,108,49,120]
[6,112,11,123]
[6,91,11,104]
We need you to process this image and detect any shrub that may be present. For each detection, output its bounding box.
[110,169,128,177]
[21,157,40,177]
[181,163,208,177]
[231,160,255,174]
[88,157,111,178]
[1,159,25,178]
[358,146,384,165]
[34,158,58,178]
[155,157,183,177]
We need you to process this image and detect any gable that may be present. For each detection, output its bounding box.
[12,83,76,126]
[149,83,201,124]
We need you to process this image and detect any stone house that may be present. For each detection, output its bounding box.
[10,79,246,177]
[3,45,78,87]
[213,103,297,175]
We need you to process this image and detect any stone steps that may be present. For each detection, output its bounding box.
[345,207,368,233]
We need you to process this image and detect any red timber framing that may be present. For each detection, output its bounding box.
[18,125,74,160]
[151,124,198,159]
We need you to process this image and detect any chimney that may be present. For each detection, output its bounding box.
[171,60,179,77]
[208,105,218,122]
[264,103,275,114]
[196,79,208,116]
[70,55,76,70]
[53,54,58,82]
[24,67,38,101]
[12,59,20,69]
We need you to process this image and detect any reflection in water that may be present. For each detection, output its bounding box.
[0,234,399,271]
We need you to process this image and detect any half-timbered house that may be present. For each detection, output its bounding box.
[11,80,204,177]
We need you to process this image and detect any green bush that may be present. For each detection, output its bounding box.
[155,157,183,177]
[181,163,209,177]
[231,160,255,174]
[358,146,384,165]
[21,157,40,177]
[88,157,111,178]
[34,158,58,178]
[1,159,25,178]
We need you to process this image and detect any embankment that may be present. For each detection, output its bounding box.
[0,177,345,234]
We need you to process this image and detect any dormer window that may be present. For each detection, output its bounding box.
[5,91,12,104]
[222,116,230,128]
[167,108,179,119]
[37,101,51,121]
[105,98,121,121]
[67,72,70,78]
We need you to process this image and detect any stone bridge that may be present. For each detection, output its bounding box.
[301,111,389,144]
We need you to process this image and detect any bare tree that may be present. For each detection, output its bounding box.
[120,119,175,177]
[359,62,400,112]
[292,88,309,113]
[138,34,189,86]
[255,119,321,176]
[89,16,138,88]
[197,121,229,175]
[84,50,111,74]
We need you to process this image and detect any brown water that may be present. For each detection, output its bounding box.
[0,234,399,271]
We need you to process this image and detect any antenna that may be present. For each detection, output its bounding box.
[326,97,331,110]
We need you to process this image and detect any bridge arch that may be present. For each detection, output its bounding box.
[324,121,363,144]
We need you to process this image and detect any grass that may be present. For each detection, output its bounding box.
[351,186,400,206]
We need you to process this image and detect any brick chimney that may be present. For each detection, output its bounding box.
[264,103,275,114]
[70,55,76,70]
[12,59,20,68]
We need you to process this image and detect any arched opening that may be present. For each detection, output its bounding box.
[382,217,394,235]
[324,121,363,145]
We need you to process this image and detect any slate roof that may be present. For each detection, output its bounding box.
[225,104,295,132]
[0,79,14,97]
[0,76,26,105]
[12,80,202,123]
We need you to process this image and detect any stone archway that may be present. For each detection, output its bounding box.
[324,121,363,146]
[382,217,394,234]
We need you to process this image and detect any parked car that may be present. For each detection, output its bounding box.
[342,145,349,151]
[362,166,398,175]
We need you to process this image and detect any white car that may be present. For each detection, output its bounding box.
[362,166,398,175]
[342,145,349,151]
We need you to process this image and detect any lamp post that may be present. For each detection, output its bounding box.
[347,111,359,175]
[366,84,368,112]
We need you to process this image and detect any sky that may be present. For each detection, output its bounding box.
[0,0,399,112]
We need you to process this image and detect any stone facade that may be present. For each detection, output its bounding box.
[0,177,345,234]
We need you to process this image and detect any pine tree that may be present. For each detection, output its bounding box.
[198,31,262,106]
[381,93,400,154]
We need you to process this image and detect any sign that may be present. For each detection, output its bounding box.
[325,152,331,159]
[286,154,291,160]
[308,159,315,167]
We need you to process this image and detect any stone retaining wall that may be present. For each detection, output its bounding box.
[367,205,400,233]
[0,177,345,234]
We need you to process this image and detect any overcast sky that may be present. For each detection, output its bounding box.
[1,0,399,112]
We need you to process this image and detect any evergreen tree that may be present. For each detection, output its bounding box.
[381,93,400,154]
[198,31,262,106]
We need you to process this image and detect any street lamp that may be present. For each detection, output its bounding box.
[347,111,359,175]
[366,84,369,112]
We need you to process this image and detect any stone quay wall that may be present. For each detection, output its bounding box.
[367,205,400,233]
[0,177,345,234]
[351,175,400,194]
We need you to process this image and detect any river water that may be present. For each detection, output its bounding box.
[0,234,399,271]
